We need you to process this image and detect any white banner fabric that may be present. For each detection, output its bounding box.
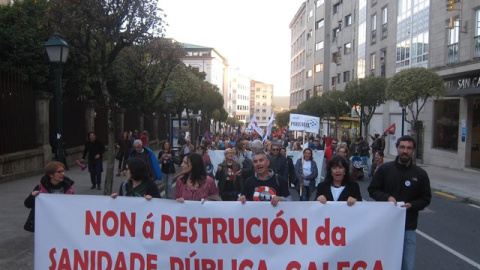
[289,114,321,134]
[35,195,405,270]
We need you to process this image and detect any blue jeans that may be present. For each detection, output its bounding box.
[360,155,371,176]
[162,172,175,199]
[402,230,416,270]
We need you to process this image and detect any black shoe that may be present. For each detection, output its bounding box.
[90,185,96,189]
[97,186,101,190]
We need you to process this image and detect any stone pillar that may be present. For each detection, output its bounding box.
[35,91,53,164]
[84,102,95,135]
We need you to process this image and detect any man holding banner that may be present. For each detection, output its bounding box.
[238,151,291,206]
[368,135,431,270]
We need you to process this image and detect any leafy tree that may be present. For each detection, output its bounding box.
[0,0,50,89]
[344,76,387,137]
[386,67,446,139]
[297,96,325,118]
[276,111,291,128]
[46,0,166,195]
[321,90,350,137]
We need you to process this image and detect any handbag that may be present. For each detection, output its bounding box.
[115,150,123,160]
[24,208,35,232]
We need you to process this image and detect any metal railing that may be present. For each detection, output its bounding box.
[447,43,458,65]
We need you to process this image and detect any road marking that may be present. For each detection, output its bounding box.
[417,230,480,269]
[435,191,456,199]
[469,204,480,210]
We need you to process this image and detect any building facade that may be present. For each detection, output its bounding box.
[250,80,274,127]
[227,66,251,123]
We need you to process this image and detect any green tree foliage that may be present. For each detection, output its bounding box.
[386,67,446,135]
[296,96,325,118]
[321,90,350,137]
[344,76,387,136]
[0,0,50,89]
[276,111,291,128]
[46,0,166,195]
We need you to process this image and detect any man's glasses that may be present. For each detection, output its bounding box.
[272,149,279,151]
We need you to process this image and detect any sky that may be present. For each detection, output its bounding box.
[159,0,305,97]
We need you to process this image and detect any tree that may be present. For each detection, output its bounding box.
[0,0,50,89]
[344,76,387,137]
[321,90,350,138]
[276,111,291,128]
[386,67,446,140]
[297,96,325,118]
[46,0,166,195]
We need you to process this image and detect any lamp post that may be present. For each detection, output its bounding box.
[166,91,174,146]
[401,107,406,136]
[44,32,69,166]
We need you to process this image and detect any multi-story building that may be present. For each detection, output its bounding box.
[290,0,480,170]
[227,66,251,123]
[250,80,274,127]
[180,43,253,123]
[180,42,228,110]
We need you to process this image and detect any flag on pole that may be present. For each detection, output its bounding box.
[383,123,396,135]
[247,115,264,137]
[264,112,275,142]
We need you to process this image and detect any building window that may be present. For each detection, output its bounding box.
[316,0,324,7]
[475,10,480,58]
[307,29,313,40]
[343,71,351,83]
[371,14,377,44]
[316,41,324,51]
[333,52,341,64]
[344,42,352,54]
[412,31,429,64]
[381,6,388,39]
[331,76,338,90]
[433,99,459,151]
[315,63,324,72]
[307,70,313,78]
[333,27,340,40]
[447,17,459,65]
[314,85,323,96]
[333,3,340,14]
[370,53,376,75]
[345,14,352,27]
[306,89,311,99]
[316,19,324,29]
[308,10,313,21]
[380,49,386,77]
[396,40,410,68]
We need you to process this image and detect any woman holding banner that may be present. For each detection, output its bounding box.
[175,153,219,202]
[24,162,74,232]
[294,148,318,201]
[215,148,242,201]
[111,158,160,199]
[316,156,362,206]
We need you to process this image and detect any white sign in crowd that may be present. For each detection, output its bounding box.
[35,194,405,270]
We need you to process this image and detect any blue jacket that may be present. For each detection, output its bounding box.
[129,147,162,181]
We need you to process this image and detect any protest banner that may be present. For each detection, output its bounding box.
[35,194,405,270]
[289,114,320,134]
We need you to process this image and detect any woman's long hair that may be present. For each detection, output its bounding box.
[126,158,150,182]
[181,152,207,186]
[324,156,350,186]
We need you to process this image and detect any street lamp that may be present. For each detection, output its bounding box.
[166,91,174,145]
[44,32,69,166]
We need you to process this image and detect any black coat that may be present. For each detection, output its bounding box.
[316,180,362,202]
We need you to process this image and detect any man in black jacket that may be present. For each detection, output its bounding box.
[81,132,105,190]
[368,135,431,270]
